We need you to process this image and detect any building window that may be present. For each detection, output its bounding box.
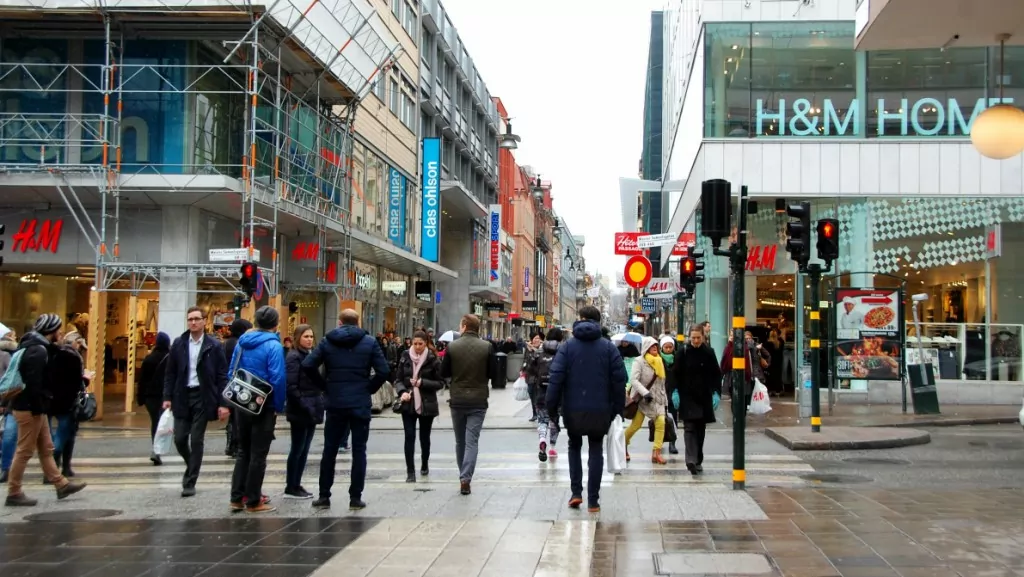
[403,0,417,41]
[401,92,415,129]
[389,77,400,116]
[392,0,401,21]
[373,76,386,103]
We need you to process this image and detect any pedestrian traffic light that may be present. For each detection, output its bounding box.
[231,294,247,317]
[816,218,840,266]
[239,261,257,298]
[785,202,811,271]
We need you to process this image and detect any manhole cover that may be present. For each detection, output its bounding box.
[24,509,122,522]
[799,473,872,484]
[654,553,773,575]
[843,457,912,465]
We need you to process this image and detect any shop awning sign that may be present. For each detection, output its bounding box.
[646,277,681,296]
[209,247,259,262]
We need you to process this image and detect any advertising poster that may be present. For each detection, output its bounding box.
[834,287,903,380]
[420,138,441,262]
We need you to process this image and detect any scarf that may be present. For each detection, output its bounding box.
[660,352,674,366]
[645,353,666,380]
[408,347,428,415]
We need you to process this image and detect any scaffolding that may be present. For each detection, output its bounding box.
[0,0,401,302]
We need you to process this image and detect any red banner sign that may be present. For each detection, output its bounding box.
[11,218,63,254]
[614,232,649,256]
[746,244,778,272]
[291,241,320,261]
[670,232,698,256]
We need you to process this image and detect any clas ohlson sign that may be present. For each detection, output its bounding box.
[755,97,1015,136]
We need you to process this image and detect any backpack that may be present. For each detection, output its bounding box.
[0,349,27,402]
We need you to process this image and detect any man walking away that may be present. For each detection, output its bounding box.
[303,309,389,511]
[227,306,285,513]
[6,314,87,506]
[547,306,626,513]
[163,306,229,498]
[440,314,494,496]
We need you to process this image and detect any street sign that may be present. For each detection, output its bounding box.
[623,255,652,288]
[637,232,677,248]
[209,248,259,262]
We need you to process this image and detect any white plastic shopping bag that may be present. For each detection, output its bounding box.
[749,379,772,415]
[1018,396,1024,428]
[605,417,627,474]
[153,409,175,456]
[512,376,530,402]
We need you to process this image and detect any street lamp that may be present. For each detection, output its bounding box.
[532,176,544,201]
[499,120,521,150]
[972,34,1024,159]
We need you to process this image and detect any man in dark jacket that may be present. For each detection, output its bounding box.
[6,314,87,506]
[162,306,230,498]
[546,306,626,513]
[221,319,252,457]
[303,309,389,511]
[440,314,494,496]
[674,325,721,475]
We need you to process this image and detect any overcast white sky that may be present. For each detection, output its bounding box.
[440,0,664,281]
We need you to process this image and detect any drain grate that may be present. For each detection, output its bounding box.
[413,488,433,492]
[799,473,872,484]
[843,457,912,465]
[24,509,122,522]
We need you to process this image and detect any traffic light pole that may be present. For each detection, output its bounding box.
[714,185,748,491]
[807,263,824,433]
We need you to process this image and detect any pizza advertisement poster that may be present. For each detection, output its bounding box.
[833,287,904,381]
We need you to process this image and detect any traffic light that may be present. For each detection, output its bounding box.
[700,179,733,248]
[679,246,706,300]
[239,261,257,298]
[785,202,811,271]
[687,245,705,285]
[816,218,840,266]
[231,294,247,317]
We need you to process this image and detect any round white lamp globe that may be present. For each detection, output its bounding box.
[971,104,1024,160]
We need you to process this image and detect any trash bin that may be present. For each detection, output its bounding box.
[506,352,524,382]
[492,352,508,389]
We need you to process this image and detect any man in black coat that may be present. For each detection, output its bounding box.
[673,325,722,475]
[162,306,229,497]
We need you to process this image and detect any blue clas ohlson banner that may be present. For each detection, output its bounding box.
[388,167,406,246]
[421,137,441,262]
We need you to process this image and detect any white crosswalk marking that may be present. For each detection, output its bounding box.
[47,452,811,489]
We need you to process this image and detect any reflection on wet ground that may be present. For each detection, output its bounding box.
[1,488,1022,576]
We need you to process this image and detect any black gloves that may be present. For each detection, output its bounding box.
[643,393,654,403]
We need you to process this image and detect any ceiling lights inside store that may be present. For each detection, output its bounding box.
[971,34,1024,160]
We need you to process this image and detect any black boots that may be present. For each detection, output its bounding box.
[668,442,679,455]
[61,436,76,478]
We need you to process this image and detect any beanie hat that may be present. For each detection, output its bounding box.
[659,335,675,349]
[229,318,253,338]
[155,332,171,350]
[254,306,279,330]
[34,313,63,336]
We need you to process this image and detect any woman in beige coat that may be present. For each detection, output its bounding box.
[624,336,669,464]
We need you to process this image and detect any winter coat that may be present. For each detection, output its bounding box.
[629,340,668,419]
[163,331,229,422]
[520,345,541,378]
[137,346,169,406]
[661,353,677,415]
[720,340,770,395]
[302,325,390,418]
[440,331,493,410]
[0,338,17,378]
[546,320,628,436]
[229,330,288,414]
[11,332,57,415]
[285,348,324,425]
[46,345,87,417]
[526,340,560,411]
[674,343,722,424]
[393,349,444,418]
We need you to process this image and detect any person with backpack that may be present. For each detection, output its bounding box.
[5,314,87,506]
[525,327,563,462]
[137,332,171,466]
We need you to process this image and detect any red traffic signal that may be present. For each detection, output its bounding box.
[816,219,840,263]
[820,220,835,239]
[239,262,258,297]
[682,259,694,274]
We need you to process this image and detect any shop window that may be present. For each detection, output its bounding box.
[191,44,245,177]
[0,39,69,165]
[989,46,1024,107]
[866,46,988,137]
[704,23,752,137]
[352,141,366,227]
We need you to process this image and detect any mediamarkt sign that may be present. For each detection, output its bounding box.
[755,97,1014,137]
[614,232,649,256]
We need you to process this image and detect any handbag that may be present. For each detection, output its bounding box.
[76,391,98,422]
[649,412,678,443]
[222,348,274,416]
[623,373,657,420]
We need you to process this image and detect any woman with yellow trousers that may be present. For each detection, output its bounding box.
[624,336,669,465]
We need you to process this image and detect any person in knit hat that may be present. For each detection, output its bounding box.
[6,314,87,506]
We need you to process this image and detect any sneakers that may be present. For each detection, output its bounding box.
[5,493,37,507]
[312,497,331,509]
[242,494,271,506]
[230,501,244,512]
[587,504,601,513]
[405,471,416,483]
[420,464,429,476]
[56,481,86,500]
[181,487,196,498]
[284,487,313,499]
[548,448,558,459]
[246,503,277,514]
[338,445,350,453]
[349,499,366,510]
[538,441,548,462]
[568,495,583,509]
[459,481,471,495]
[149,453,162,466]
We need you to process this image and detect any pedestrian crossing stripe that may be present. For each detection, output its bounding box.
[62,453,810,465]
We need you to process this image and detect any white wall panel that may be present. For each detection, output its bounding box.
[878,144,901,195]
[939,145,959,195]
[1000,154,1023,193]
[959,146,981,196]
[761,142,782,194]
[860,144,880,195]
[820,144,840,194]
[919,143,941,194]
[839,143,860,194]
[799,143,821,193]
[899,143,920,195]
[723,141,745,186]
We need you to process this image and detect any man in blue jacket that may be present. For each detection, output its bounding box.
[303,309,389,511]
[546,305,627,513]
[226,306,286,513]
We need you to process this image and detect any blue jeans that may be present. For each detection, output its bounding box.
[286,421,316,491]
[49,415,76,454]
[568,432,605,508]
[318,409,370,501]
[1,414,16,471]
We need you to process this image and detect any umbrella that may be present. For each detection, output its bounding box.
[613,332,642,358]
[437,330,460,343]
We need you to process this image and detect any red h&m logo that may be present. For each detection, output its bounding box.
[11,219,63,254]
[323,261,337,283]
[291,241,320,261]
[746,244,778,272]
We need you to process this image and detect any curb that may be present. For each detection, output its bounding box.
[764,427,931,451]
[868,416,1019,428]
